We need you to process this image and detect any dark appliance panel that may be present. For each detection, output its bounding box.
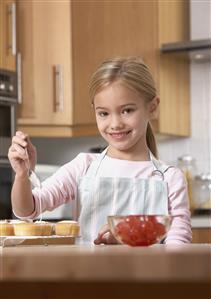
[0,162,13,219]
[0,69,17,219]
[0,69,17,101]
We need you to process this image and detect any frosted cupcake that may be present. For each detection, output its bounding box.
[55,220,80,236]
[14,221,53,236]
[0,220,14,236]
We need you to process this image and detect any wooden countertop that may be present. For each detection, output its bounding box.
[1,244,211,282]
[1,244,211,299]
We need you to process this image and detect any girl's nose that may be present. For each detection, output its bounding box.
[110,115,124,130]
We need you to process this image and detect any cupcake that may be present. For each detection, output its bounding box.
[0,220,14,236]
[14,221,53,236]
[55,220,80,236]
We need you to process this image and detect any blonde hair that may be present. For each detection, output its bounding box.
[89,57,158,158]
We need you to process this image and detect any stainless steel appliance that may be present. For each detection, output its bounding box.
[0,69,17,219]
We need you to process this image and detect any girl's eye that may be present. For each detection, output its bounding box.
[122,108,134,114]
[97,111,108,117]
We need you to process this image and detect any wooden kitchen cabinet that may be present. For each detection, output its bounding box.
[17,0,190,137]
[16,0,81,137]
[192,228,211,244]
[0,0,16,71]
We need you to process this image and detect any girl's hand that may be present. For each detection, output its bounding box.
[94,224,119,245]
[8,131,37,177]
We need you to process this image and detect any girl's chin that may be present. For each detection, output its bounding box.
[107,142,133,152]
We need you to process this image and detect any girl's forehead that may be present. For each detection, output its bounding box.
[95,80,143,100]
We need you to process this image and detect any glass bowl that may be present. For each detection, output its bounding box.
[107,215,171,246]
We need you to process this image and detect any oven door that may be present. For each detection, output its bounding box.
[0,162,13,219]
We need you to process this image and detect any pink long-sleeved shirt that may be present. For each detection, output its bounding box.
[15,153,192,244]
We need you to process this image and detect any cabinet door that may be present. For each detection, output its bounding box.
[72,1,158,127]
[72,0,189,137]
[192,228,211,243]
[156,0,190,136]
[17,1,72,129]
[0,0,16,71]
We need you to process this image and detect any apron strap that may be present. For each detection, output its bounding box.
[84,147,108,177]
[150,151,173,177]
[88,148,173,177]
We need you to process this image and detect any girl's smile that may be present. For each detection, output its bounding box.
[107,130,132,142]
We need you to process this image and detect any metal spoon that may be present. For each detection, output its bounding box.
[25,148,43,221]
[29,169,42,189]
[25,148,42,189]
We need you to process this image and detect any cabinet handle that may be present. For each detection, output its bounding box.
[17,53,22,104]
[7,2,17,56]
[54,65,64,112]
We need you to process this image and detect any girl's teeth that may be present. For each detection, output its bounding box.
[110,131,130,138]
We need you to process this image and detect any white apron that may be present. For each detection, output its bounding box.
[77,149,171,244]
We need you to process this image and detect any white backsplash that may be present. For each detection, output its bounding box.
[190,0,211,39]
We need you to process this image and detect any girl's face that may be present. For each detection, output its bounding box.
[93,80,158,159]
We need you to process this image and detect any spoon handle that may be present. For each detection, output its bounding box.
[29,169,42,189]
[25,148,41,188]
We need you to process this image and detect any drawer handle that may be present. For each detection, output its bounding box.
[17,52,22,104]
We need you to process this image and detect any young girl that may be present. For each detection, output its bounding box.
[8,57,192,245]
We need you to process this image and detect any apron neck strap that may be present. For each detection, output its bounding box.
[150,151,172,174]
[86,147,108,177]
[88,147,170,177]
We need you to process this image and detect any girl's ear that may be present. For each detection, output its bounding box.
[149,96,160,119]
